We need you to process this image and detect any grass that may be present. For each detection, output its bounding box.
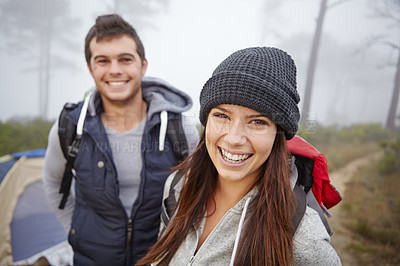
[346,242,370,252]
[342,157,400,264]
[298,124,399,264]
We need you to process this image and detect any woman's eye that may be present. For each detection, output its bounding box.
[214,113,228,119]
[251,119,268,126]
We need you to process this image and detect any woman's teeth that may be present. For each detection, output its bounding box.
[220,148,250,164]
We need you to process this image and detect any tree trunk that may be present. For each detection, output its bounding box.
[300,0,327,126]
[43,19,52,121]
[385,48,400,131]
[39,32,46,119]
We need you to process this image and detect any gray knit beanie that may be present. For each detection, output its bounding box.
[199,47,300,139]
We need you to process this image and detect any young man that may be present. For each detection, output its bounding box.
[43,14,198,265]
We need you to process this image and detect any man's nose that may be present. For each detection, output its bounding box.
[109,60,122,74]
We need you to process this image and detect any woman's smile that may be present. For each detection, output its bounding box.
[219,147,253,164]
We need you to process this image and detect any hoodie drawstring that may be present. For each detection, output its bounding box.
[76,91,93,136]
[159,110,168,152]
[229,196,251,266]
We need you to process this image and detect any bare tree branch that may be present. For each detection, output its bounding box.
[368,0,400,26]
[365,0,400,130]
[327,0,352,10]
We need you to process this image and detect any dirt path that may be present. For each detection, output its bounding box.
[328,152,382,265]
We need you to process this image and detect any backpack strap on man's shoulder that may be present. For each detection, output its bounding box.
[166,113,189,161]
[58,103,78,157]
[58,102,79,209]
[57,91,93,209]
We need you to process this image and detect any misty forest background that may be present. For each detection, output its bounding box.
[0,0,399,264]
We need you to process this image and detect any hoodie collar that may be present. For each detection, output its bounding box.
[84,76,193,153]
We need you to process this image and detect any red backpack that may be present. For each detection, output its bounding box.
[287,135,342,209]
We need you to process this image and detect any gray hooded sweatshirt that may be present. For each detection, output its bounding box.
[160,161,342,266]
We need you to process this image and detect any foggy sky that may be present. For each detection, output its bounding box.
[0,0,398,127]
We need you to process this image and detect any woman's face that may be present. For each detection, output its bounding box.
[205,104,277,186]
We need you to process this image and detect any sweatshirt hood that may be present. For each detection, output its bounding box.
[142,76,193,119]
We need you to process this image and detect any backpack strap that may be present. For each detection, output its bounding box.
[166,113,189,162]
[306,189,333,236]
[292,184,307,236]
[58,103,79,209]
[57,92,93,209]
[160,170,184,236]
[58,103,78,157]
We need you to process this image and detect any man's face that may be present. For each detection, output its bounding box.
[88,35,147,107]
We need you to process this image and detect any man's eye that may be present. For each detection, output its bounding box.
[121,58,133,63]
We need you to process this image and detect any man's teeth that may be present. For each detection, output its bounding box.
[220,148,250,163]
[108,81,125,86]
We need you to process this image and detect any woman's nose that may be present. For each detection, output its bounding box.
[224,121,246,146]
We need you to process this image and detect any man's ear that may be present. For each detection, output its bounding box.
[87,63,94,77]
[141,59,148,76]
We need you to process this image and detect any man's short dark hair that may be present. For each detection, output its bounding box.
[85,14,145,65]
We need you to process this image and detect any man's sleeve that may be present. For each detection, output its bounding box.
[43,120,74,233]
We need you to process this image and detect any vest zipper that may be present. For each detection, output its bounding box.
[126,219,133,249]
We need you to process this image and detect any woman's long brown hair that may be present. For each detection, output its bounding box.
[137,128,295,266]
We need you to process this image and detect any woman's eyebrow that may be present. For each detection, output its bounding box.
[247,114,267,118]
[214,107,268,119]
[214,106,230,113]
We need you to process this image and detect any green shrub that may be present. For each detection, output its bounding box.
[379,138,400,174]
[299,123,391,145]
[298,123,391,171]
[337,123,392,143]
[0,118,53,156]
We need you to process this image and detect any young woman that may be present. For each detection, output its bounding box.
[137,47,341,265]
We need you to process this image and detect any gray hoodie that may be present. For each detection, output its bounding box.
[161,162,342,266]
